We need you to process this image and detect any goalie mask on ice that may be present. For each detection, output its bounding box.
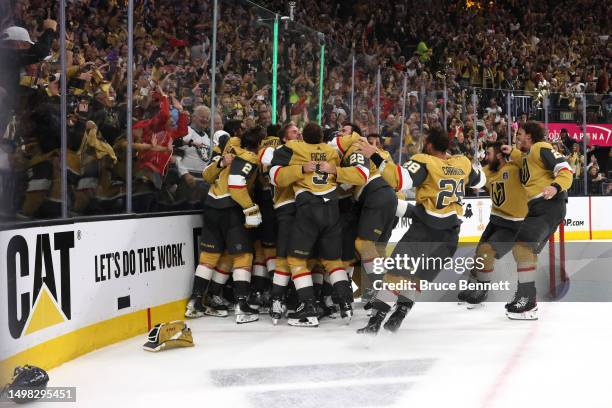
[142,321,194,352]
[2,365,49,404]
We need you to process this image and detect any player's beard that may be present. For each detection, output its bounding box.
[489,155,501,172]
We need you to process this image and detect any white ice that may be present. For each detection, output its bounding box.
[36,302,612,408]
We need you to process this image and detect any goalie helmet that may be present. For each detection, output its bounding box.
[142,320,194,352]
[3,365,49,404]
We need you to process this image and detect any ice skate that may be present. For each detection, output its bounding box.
[270,297,285,325]
[235,298,260,324]
[287,301,319,327]
[204,294,229,317]
[465,289,488,309]
[356,309,388,335]
[185,296,206,318]
[338,300,353,324]
[505,296,538,320]
[383,302,412,333]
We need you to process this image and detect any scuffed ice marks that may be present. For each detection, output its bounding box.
[210,359,434,407]
[210,359,434,387]
[251,382,412,408]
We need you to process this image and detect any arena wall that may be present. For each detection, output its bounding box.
[1,197,611,383]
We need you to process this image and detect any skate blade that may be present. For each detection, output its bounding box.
[272,317,280,325]
[287,317,319,327]
[506,308,538,320]
[236,314,259,324]
[356,328,379,336]
[466,303,484,310]
[204,307,229,317]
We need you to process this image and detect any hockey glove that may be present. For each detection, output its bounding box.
[243,205,262,228]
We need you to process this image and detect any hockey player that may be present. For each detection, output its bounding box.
[269,123,368,327]
[328,129,399,311]
[249,125,283,310]
[356,127,486,334]
[500,121,573,320]
[185,126,265,324]
[259,123,303,324]
[457,141,528,307]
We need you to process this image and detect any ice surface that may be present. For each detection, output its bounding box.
[37,303,612,408]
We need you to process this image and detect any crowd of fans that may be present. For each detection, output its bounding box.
[0,0,610,220]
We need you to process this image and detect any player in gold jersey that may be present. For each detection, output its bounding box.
[185,126,265,324]
[259,123,303,324]
[248,126,284,310]
[357,127,486,334]
[501,121,573,320]
[269,123,368,327]
[329,128,399,313]
[457,141,528,307]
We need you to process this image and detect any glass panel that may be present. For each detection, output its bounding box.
[217,0,275,130]
[128,0,217,213]
[276,20,321,128]
[353,54,378,136]
[379,66,405,163]
[61,0,129,216]
[321,37,352,137]
[1,1,64,223]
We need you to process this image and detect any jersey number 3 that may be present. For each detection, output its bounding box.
[436,178,465,209]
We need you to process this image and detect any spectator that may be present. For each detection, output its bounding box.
[587,165,605,195]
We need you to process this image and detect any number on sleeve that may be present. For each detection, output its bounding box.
[404,160,422,174]
[241,162,253,175]
[349,152,365,166]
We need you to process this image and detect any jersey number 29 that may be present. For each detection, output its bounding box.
[436,178,465,209]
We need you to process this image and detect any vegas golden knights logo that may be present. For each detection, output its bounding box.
[520,157,530,185]
[492,182,506,207]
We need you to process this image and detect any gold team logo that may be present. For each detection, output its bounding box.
[491,181,506,207]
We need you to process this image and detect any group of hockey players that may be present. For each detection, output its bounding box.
[185,117,573,333]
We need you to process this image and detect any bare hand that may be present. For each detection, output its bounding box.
[542,185,558,200]
[78,72,93,81]
[357,139,377,158]
[318,161,336,174]
[501,145,512,155]
[85,120,96,130]
[302,161,317,173]
[221,154,234,167]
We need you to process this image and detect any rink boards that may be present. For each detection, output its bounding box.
[1,196,611,383]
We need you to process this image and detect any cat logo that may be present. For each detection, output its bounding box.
[520,157,530,185]
[6,231,75,339]
[492,181,506,207]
